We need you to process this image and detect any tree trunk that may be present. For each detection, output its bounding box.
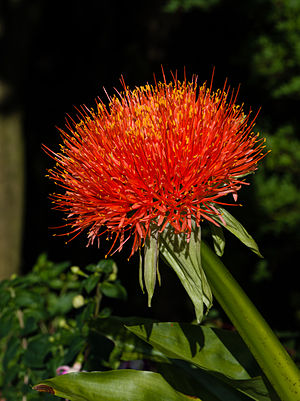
[0,92,24,279]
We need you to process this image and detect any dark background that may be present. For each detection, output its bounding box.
[1,0,300,330]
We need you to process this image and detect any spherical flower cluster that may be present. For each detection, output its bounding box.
[46,74,265,255]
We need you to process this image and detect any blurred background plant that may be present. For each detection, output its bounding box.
[0,255,127,400]
[0,0,299,379]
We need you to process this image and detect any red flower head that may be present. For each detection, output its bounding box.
[45,72,266,256]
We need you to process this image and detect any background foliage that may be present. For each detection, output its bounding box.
[0,0,299,341]
[0,255,127,400]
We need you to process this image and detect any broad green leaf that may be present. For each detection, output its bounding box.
[126,322,273,400]
[126,322,258,380]
[160,225,212,323]
[212,207,263,258]
[33,370,195,401]
[210,224,225,256]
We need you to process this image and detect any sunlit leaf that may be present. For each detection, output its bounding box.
[213,207,263,258]
[34,370,195,401]
[126,322,258,380]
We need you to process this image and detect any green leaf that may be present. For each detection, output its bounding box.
[4,364,19,387]
[76,302,95,328]
[126,322,258,380]
[47,292,77,316]
[98,307,112,318]
[21,315,38,336]
[2,336,21,369]
[83,274,100,294]
[14,289,42,307]
[210,224,225,256]
[0,287,10,308]
[23,335,52,368]
[143,231,159,306]
[33,370,194,401]
[100,281,127,300]
[157,361,253,401]
[126,322,274,400]
[64,335,86,364]
[34,256,70,279]
[159,360,281,401]
[213,207,263,258]
[48,278,65,289]
[86,259,115,275]
[0,311,17,338]
[160,225,212,323]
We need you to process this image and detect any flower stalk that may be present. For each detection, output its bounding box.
[201,241,300,401]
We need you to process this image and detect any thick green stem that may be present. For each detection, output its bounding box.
[201,241,300,401]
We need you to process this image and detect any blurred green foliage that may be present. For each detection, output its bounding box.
[0,254,127,400]
[252,0,300,99]
[249,0,300,242]
[164,0,300,330]
[164,0,220,12]
[255,126,300,235]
